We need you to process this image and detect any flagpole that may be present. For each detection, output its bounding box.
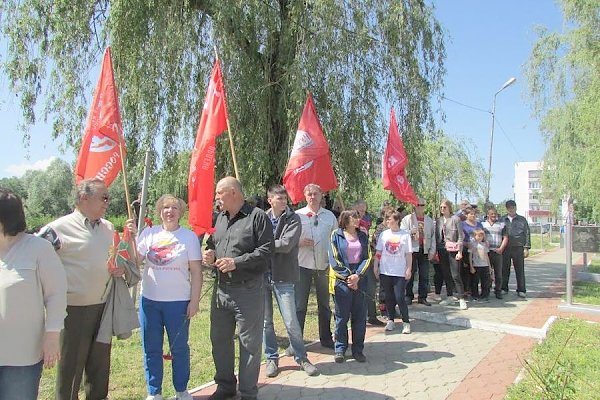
[117,130,140,262]
[214,47,240,180]
[109,46,139,268]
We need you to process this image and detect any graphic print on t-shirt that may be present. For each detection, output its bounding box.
[147,238,185,266]
[384,236,402,255]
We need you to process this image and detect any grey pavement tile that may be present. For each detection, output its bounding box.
[255,249,568,400]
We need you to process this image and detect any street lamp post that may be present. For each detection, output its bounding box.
[486,77,517,202]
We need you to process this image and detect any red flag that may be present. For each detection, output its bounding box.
[188,60,229,235]
[383,108,418,204]
[283,93,337,204]
[74,47,125,187]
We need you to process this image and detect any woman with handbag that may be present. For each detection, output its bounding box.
[435,199,467,310]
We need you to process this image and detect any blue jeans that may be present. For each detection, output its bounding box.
[263,276,307,362]
[0,361,43,400]
[332,278,367,355]
[295,267,332,345]
[139,297,190,395]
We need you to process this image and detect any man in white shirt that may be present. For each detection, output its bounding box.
[401,197,436,306]
[294,184,337,349]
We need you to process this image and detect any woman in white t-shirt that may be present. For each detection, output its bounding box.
[137,195,203,400]
[374,210,413,333]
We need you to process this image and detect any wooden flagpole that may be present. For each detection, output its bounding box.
[214,47,240,180]
[109,47,139,267]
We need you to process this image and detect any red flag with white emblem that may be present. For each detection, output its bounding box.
[74,47,125,187]
[383,108,418,204]
[188,60,229,235]
[283,92,337,204]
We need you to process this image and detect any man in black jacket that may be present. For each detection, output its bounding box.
[501,200,531,298]
[203,177,274,400]
[263,185,318,378]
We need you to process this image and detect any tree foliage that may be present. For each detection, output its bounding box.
[21,158,73,220]
[1,0,445,196]
[418,132,486,210]
[525,0,600,220]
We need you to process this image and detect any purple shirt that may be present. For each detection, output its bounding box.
[345,237,362,264]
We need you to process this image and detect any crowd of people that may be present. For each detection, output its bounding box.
[0,178,531,400]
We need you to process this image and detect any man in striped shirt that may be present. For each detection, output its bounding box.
[482,207,508,299]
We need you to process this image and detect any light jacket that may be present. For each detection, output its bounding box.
[435,215,465,251]
[328,228,372,294]
[267,206,302,282]
[401,213,436,255]
[97,259,140,344]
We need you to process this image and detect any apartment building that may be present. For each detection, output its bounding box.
[513,161,554,224]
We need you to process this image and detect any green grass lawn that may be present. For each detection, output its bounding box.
[529,232,559,255]
[572,281,600,305]
[505,318,600,400]
[38,271,323,399]
[586,257,600,273]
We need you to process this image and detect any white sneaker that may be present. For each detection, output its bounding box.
[176,391,193,400]
[439,297,455,306]
[459,299,468,310]
[385,320,395,331]
[402,323,411,334]
[146,395,164,400]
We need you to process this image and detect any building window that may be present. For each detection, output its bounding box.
[529,170,542,179]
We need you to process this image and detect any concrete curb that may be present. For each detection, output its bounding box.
[411,310,558,340]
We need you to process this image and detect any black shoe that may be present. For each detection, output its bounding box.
[208,389,237,400]
[417,298,431,306]
[352,353,367,363]
[495,293,503,299]
[405,296,413,305]
[334,353,345,363]
[320,340,335,349]
[368,317,385,326]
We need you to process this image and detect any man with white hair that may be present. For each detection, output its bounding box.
[38,178,133,400]
[401,197,436,306]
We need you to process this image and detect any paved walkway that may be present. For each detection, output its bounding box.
[190,247,598,400]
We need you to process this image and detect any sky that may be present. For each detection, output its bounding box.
[0,1,564,205]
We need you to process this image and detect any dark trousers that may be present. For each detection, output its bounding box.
[488,251,504,294]
[472,267,492,299]
[365,266,378,319]
[295,267,332,345]
[332,279,367,355]
[380,274,410,323]
[406,248,430,300]
[211,278,265,399]
[439,248,464,298]
[433,262,454,296]
[56,304,111,400]
[460,250,477,296]
[502,246,526,293]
